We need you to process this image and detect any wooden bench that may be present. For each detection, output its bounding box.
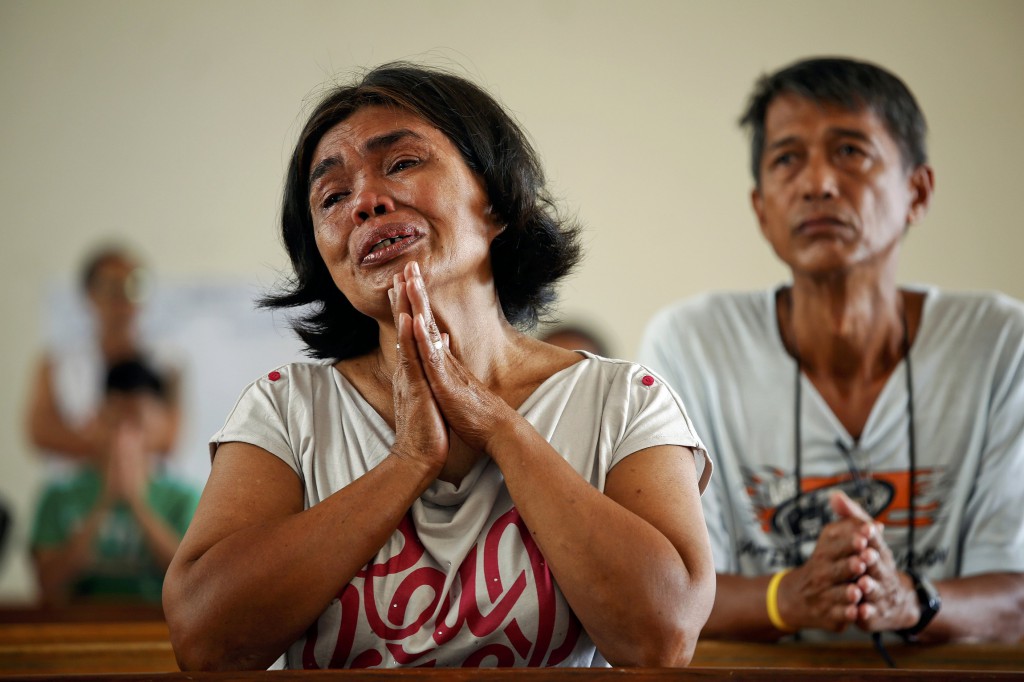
[0,666,1022,681]
[0,619,177,674]
[0,613,1021,677]
[691,639,1024,670]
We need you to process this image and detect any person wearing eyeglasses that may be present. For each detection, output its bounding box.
[25,245,181,469]
[638,57,1024,645]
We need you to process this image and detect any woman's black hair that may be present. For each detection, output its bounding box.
[262,62,583,360]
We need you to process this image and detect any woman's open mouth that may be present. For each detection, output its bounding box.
[360,232,422,265]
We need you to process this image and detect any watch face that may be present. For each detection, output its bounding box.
[919,577,942,612]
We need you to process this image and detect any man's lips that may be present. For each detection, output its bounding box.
[794,216,851,236]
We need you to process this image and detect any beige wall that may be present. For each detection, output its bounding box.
[1,0,1021,599]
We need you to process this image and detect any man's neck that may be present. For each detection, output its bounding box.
[781,273,907,388]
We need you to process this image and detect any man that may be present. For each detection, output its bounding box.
[639,57,1024,643]
[30,359,198,605]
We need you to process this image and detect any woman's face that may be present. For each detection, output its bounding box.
[307,106,501,318]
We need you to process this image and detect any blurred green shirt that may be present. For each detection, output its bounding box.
[31,469,200,602]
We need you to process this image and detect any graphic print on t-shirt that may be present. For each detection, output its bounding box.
[739,465,947,569]
[300,507,582,668]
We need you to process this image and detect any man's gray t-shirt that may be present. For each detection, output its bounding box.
[639,286,1024,583]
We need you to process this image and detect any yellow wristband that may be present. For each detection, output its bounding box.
[766,568,796,633]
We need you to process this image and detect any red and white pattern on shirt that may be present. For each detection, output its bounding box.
[301,506,582,668]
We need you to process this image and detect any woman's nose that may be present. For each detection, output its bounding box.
[351,185,396,224]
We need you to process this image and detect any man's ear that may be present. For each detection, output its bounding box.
[906,164,935,227]
[751,187,768,237]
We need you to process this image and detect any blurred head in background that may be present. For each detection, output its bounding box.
[80,244,149,360]
[539,323,610,357]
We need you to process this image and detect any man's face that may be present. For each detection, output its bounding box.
[751,94,933,278]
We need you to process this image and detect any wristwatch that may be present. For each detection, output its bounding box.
[895,568,941,641]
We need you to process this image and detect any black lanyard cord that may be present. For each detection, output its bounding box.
[903,310,917,571]
[793,353,804,566]
[790,303,916,666]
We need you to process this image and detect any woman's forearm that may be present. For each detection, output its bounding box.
[486,417,715,666]
[164,450,435,671]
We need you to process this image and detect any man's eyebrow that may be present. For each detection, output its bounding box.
[308,128,425,187]
[764,127,873,153]
[828,127,873,143]
[765,135,800,153]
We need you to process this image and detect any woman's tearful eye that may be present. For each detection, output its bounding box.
[389,158,420,174]
[322,191,350,210]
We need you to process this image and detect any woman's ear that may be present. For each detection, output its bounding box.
[484,204,506,235]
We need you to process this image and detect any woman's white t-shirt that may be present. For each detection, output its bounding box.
[211,353,710,668]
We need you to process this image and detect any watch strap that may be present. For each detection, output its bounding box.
[895,569,941,641]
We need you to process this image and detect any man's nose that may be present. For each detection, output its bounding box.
[799,152,838,201]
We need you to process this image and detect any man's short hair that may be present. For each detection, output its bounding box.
[740,57,928,184]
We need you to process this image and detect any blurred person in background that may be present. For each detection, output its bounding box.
[24,245,181,469]
[538,322,611,357]
[30,359,199,605]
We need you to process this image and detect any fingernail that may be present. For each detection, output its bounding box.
[388,288,395,304]
[411,261,421,277]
